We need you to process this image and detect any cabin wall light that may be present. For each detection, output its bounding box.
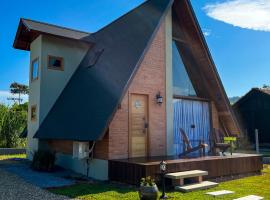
[156,92,163,105]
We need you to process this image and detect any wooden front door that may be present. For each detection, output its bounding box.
[130,94,149,158]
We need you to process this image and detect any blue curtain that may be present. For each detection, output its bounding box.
[173,99,210,156]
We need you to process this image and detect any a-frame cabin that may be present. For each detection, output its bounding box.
[13,0,262,184]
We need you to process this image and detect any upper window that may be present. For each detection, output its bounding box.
[172,40,196,97]
[31,105,37,121]
[48,55,64,70]
[31,58,39,81]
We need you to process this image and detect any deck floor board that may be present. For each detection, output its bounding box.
[109,153,263,185]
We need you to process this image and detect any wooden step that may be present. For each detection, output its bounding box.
[165,170,208,179]
[234,195,264,200]
[175,181,218,192]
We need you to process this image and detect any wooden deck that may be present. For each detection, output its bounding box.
[108,153,263,185]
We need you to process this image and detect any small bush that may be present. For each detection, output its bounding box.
[31,150,56,172]
[140,176,156,187]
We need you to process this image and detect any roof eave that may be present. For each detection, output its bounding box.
[13,19,94,51]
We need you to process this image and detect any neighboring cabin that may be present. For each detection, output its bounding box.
[233,88,270,144]
[13,0,243,181]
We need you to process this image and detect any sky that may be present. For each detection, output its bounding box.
[0,0,270,103]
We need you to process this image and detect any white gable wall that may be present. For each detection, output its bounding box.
[165,9,174,156]
[39,36,89,123]
[27,35,89,158]
[27,36,42,158]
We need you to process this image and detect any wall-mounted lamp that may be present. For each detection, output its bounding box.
[156,92,163,105]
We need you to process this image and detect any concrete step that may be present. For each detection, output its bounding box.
[165,170,208,179]
[175,181,218,193]
[234,195,264,200]
[206,190,235,197]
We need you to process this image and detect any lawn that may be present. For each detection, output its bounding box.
[0,154,26,160]
[50,165,270,200]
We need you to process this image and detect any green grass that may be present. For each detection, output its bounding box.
[0,154,26,160]
[50,165,270,200]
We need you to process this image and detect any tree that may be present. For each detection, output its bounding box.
[262,84,270,89]
[0,103,27,148]
[9,82,29,105]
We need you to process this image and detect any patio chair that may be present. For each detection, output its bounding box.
[212,128,231,156]
[178,128,208,157]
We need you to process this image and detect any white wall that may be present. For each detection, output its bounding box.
[27,34,110,180]
[56,154,108,180]
[27,36,42,159]
[39,36,89,122]
[27,35,89,158]
[165,9,174,156]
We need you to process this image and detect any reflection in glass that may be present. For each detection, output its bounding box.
[172,40,196,96]
[32,59,39,81]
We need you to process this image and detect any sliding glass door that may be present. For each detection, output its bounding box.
[173,98,211,156]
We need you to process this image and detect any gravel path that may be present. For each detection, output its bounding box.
[0,168,73,200]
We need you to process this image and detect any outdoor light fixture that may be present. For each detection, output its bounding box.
[160,160,167,199]
[156,92,163,105]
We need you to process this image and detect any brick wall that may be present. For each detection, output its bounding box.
[48,140,73,154]
[102,21,166,160]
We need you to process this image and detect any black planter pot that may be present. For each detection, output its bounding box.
[139,185,159,200]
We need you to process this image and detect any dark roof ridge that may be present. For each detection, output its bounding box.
[258,88,270,94]
[233,87,270,106]
[21,18,91,34]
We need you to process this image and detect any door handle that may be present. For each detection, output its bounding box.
[191,124,195,129]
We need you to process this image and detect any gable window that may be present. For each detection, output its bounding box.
[172,40,197,97]
[31,58,39,81]
[31,105,37,121]
[48,55,64,70]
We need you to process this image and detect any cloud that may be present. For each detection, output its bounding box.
[202,28,212,36]
[0,90,28,105]
[204,0,270,32]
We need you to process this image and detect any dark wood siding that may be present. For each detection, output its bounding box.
[234,89,270,143]
[109,154,263,185]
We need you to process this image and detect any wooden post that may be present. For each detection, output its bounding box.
[172,179,184,186]
[255,129,259,154]
[194,176,203,183]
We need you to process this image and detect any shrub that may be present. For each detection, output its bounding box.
[140,176,156,187]
[31,150,56,172]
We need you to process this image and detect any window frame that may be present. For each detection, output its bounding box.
[47,55,64,71]
[31,105,37,122]
[31,58,39,82]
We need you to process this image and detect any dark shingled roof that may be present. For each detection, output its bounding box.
[13,18,93,50]
[234,87,270,106]
[22,19,90,38]
[259,88,270,95]
[34,0,173,141]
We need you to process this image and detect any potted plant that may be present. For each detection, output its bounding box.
[139,176,159,200]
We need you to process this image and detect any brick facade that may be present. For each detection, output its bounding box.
[95,21,167,160]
